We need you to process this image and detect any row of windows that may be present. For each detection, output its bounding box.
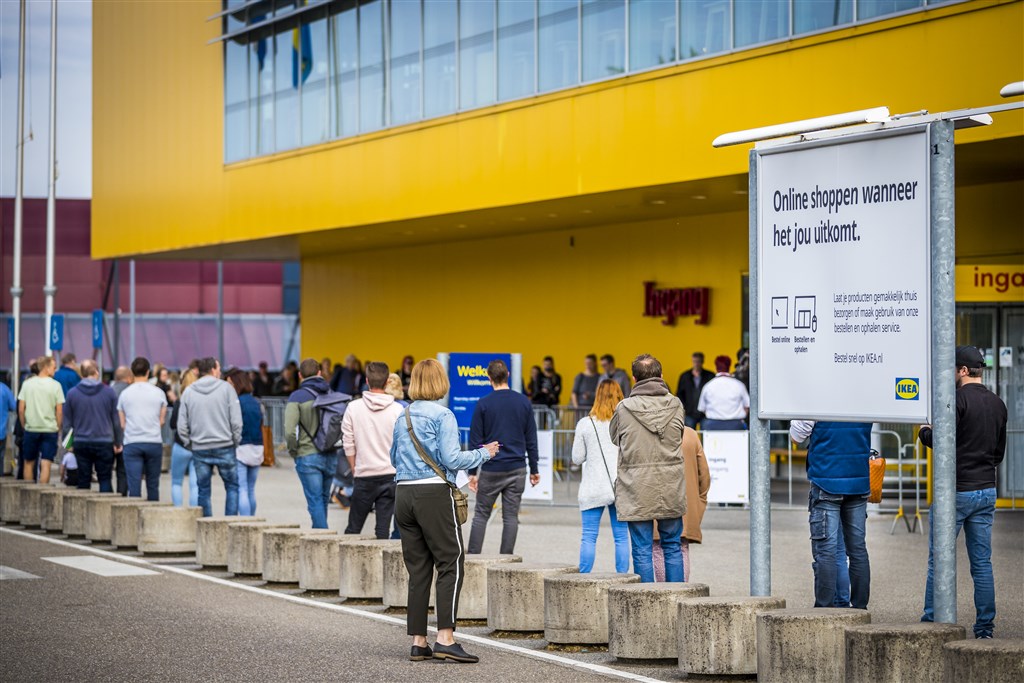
[224,0,960,162]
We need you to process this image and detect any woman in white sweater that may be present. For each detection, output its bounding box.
[571,379,630,573]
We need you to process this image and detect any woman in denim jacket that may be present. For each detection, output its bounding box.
[390,359,498,664]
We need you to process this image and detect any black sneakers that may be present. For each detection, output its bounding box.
[409,645,433,661]
[432,641,479,664]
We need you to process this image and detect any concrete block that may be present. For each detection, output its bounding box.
[757,608,871,683]
[138,506,203,553]
[62,493,121,537]
[86,495,134,541]
[227,522,299,575]
[487,562,578,632]
[40,488,96,530]
[0,482,34,522]
[944,638,1024,683]
[382,544,435,609]
[297,534,373,591]
[544,572,641,645]
[262,528,335,583]
[339,539,401,600]
[195,516,255,567]
[110,501,170,548]
[677,596,786,675]
[18,485,47,527]
[844,623,965,683]
[460,554,522,620]
[608,582,710,660]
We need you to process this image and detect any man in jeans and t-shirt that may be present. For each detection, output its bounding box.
[17,355,65,483]
[467,360,539,555]
[118,357,168,500]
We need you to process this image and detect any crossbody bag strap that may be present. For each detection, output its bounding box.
[404,407,457,492]
[589,417,616,490]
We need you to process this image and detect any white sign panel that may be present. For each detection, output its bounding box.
[757,129,931,422]
[702,431,749,505]
[522,430,554,501]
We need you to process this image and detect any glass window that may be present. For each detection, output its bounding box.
[424,0,457,117]
[301,9,330,147]
[734,0,789,48]
[538,0,578,92]
[498,0,535,101]
[274,28,299,150]
[360,0,386,132]
[225,12,249,162]
[331,4,359,138]
[794,0,852,34]
[249,27,275,156]
[459,0,496,109]
[390,0,422,125]
[582,0,625,82]
[858,1,922,20]
[680,0,729,60]
[630,0,676,70]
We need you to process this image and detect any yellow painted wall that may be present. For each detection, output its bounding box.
[92,0,1024,258]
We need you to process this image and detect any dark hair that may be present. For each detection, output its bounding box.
[967,367,984,378]
[61,353,76,365]
[230,369,254,395]
[29,358,40,375]
[715,355,732,373]
[188,358,200,370]
[600,354,615,365]
[631,354,662,381]
[197,357,219,376]
[488,359,509,384]
[585,354,597,363]
[298,358,320,379]
[692,352,705,361]
[130,357,151,377]
[543,356,554,363]
[365,361,390,390]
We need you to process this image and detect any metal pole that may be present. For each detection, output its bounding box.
[929,120,957,624]
[112,260,120,368]
[748,148,772,596]
[10,0,27,394]
[217,260,225,363]
[129,260,136,359]
[43,0,58,358]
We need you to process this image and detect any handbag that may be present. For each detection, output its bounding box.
[589,417,616,500]
[868,450,885,504]
[259,403,275,467]
[404,407,469,525]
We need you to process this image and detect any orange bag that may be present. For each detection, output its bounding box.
[868,451,885,503]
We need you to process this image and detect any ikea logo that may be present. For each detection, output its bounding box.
[895,378,920,400]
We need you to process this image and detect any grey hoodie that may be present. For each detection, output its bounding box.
[177,375,243,451]
[609,377,687,522]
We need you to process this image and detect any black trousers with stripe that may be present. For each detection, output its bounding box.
[395,483,465,635]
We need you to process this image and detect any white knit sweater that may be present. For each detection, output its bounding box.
[571,417,619,511]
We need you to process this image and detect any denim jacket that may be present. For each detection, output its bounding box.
[390,400,489,483]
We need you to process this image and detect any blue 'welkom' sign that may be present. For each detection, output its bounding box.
[447,352,514,432]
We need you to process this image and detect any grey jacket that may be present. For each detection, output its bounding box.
[609,377,687,522]
[177,375,242,451]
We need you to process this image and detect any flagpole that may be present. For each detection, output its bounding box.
[10,0,28,391]
[43,0,59,358]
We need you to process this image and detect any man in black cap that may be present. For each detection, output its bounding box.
[918,345,1007,639]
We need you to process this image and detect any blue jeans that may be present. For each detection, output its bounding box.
[579,504,630,573]
[809,483,870,609]
[124,442,163,501]
[922,488,996,637]
[702,419,746,431]
[170,443,199,507]
[295,453,338,529]
[627,518,684,583]
[237,462,260,516]
[192,447,239,517]
[834,527,851,607]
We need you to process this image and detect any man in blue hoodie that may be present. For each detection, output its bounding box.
[790,420,873,609]
[64,360,123,492]
[54,353,82,398]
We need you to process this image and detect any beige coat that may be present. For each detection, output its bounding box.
[682,427,711,543]
[609,378,687,522]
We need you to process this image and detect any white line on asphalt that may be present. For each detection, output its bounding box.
[0,565,41,580]
[1,527,661,683]
[42,555,161,577]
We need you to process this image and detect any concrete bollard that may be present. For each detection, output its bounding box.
[943,638,1024,683]
[0,482,35,523]
[86,495,135,542]
[487,562,578,632]
[63,493,121,537]
[262,528,335,583]
[138,506,203,553]
[382,544,435,609]
[677,596,787,675]
[227,522,299,575]
[608,582,710,660]
[544,572,641,645]
[757,608,871,683]
[195,516,257,567]
[110,501,170,548]
[40,488,95,531]
[460,554,522,620]
[339,539,401,600]
[298,534,373,591]
[18,484,47,527]
[844,623,965,683]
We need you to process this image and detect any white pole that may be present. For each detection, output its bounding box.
[43,0,59,358]
[129,260,136,360]
[10,0,28,392]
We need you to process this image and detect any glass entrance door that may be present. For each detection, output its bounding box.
[998,307,1023,501]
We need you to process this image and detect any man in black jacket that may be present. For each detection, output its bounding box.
[676,352,715,429]
[919,345,1007,639]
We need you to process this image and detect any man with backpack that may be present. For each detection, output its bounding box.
[285,358,351,529]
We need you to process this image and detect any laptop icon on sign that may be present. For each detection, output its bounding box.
[771,297,788,329]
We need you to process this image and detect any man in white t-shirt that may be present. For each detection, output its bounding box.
[117,357,168,500]
[697,355,750,431]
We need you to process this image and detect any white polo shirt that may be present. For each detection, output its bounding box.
[697,374,750,420]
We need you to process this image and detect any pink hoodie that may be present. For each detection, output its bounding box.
[341,391,403,477]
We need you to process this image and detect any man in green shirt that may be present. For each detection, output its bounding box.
[18,356,65,483]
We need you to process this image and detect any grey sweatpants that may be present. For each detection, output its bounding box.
[467,467,526,555]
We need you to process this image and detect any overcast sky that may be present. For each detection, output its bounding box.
[1,0,91,198]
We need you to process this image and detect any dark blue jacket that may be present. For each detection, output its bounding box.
[54,366,81,398]
[64,379,123,446]
[238,393,263,446]
[469,389,538,475]
[807,422,872,495]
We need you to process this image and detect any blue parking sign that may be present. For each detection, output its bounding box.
[6,318,13,352]
[49,314,65,351]
[92,309,104,349]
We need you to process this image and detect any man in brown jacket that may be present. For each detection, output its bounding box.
[610,354,687,583]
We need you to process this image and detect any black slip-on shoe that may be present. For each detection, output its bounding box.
[432,642,479,664]
[409,645,433,661]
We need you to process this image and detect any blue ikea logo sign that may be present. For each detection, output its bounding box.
[895,378,920,400]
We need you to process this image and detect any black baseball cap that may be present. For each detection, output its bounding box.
[955,345,985,369]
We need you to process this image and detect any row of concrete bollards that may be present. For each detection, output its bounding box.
[1,480,1020,682]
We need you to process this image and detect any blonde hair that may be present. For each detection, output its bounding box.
[409,359,449,401]
[590,379,624,421]
[180,369,198,391]
[385,373,404,401]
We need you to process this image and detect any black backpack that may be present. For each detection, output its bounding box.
[299,390,352,454]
